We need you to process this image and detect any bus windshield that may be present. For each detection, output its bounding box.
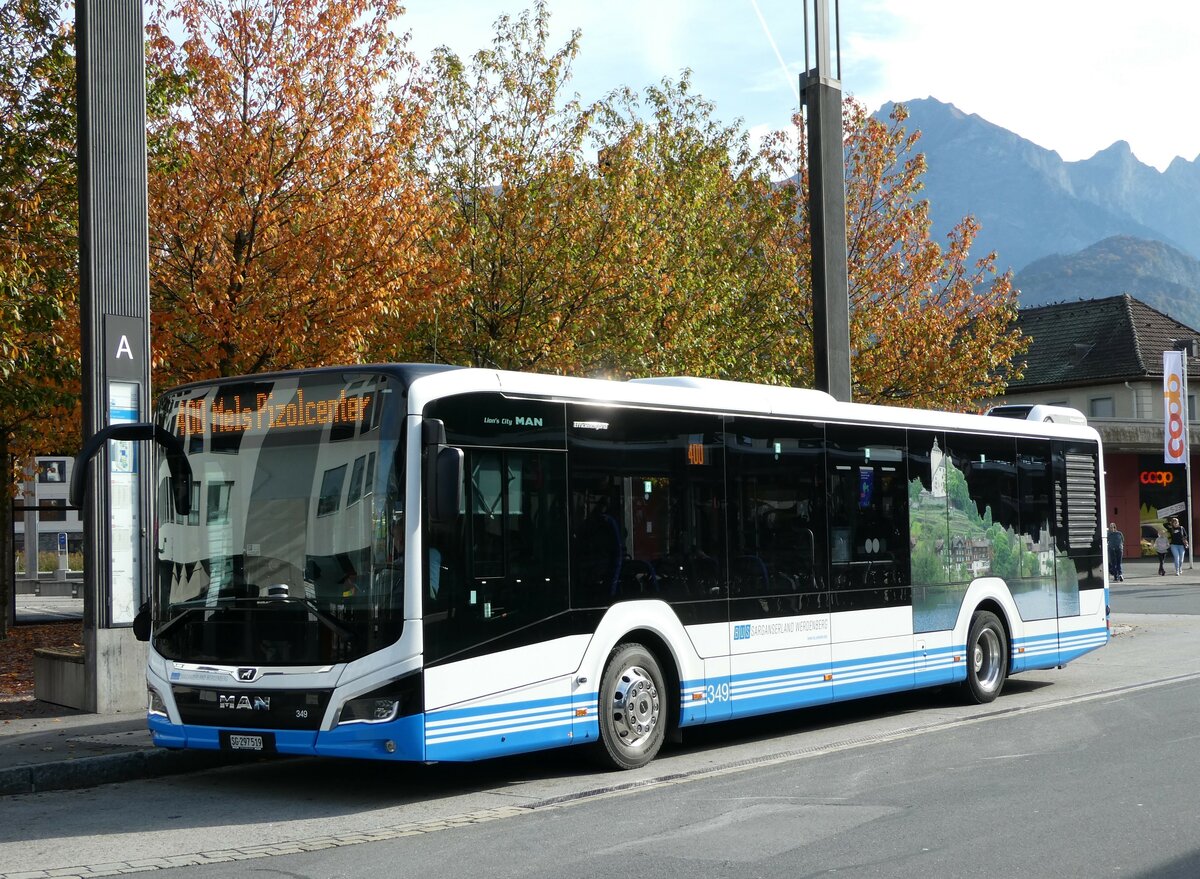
[151,371,403,666]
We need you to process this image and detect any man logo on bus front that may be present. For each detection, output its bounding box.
[238,668,257,681]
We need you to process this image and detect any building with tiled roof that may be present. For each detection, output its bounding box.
[994,294,1200,559]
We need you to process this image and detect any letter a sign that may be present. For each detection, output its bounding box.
[1164,350,1187,464]
[104,315,145,381]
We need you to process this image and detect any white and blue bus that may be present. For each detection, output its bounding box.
[91,365,1109,770]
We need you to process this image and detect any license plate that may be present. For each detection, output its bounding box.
[220,730,276,752]
[228,734,263,750]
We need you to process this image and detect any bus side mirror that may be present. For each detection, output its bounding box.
[423,418,462,525]
[71,423,192,517]
[430,446,463,524]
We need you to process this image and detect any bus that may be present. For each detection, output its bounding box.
[78,365,1108,771]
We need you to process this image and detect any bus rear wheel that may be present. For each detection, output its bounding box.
[594,643,666,770]
[963,610,1007,704]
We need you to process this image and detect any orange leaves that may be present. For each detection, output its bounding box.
[140,3,1022,414]
[147,0,455,385]
[796,100,1025,410]
[0,0,80,470]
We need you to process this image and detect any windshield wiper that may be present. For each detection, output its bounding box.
[152,596,355,644]
[266,596,356,642]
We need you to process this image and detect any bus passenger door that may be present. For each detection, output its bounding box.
[827,425,914,700]
[726,416,832,718]
[423,440,581,754]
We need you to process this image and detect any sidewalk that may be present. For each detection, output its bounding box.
[1115,554,1199,581]
[3,557,1197,796]
[1,595,238,795]
[0,708,238,795]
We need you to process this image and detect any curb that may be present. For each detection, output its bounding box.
[0,748,248,796]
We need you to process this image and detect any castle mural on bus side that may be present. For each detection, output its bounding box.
[908,436,1078,632]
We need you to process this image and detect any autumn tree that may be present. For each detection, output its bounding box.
[415,5,795,382]
[760,101,1025,408]
[146,0,455,387]
[0,0,80,637]
[410,1,628,372]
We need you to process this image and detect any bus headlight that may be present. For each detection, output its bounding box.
[341,697,400,724]
[336,673,423,726]
[148,687,169,718]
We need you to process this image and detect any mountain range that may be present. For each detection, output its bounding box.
[876,98,1200,329]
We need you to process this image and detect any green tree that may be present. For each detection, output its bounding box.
[418,3,797,382]
[588,75,798,380]
[0,0,80,638]
[412,1,624,371]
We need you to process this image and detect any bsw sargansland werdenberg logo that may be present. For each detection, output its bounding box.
[219,694,271,710]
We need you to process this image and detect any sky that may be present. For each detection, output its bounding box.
[403,0,1200,172]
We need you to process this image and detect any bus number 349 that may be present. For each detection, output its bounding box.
[706,683,730,703]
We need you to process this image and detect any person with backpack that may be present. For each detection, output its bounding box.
[1169,517,1189,575]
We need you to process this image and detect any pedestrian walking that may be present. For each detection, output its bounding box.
[1155,529,1171,576]
[1168,518,1189,575]
[1107,522,1125,582]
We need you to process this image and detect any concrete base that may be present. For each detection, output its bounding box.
[33,648,87,710]
[84,627,149,713]
[16,576,84,596]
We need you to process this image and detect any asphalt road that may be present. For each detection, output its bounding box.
[2,610,1198,879]
[160,676,1200,879]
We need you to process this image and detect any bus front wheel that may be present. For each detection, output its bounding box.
[594,643,666,770]
[963,610,1008,704]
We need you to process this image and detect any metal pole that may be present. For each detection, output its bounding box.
[801,0,851,402]
[1184,349,1194,569]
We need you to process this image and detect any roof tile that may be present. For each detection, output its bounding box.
[1007,294,1200,391]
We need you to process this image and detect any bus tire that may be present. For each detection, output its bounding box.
[963,610,1007,704]
[594,643,667,770]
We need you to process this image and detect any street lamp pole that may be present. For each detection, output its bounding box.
[1173,339,1196,569]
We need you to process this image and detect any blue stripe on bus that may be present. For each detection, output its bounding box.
[153,627,1109,763]
[424,693,580,761]
[1011,627,1108,670]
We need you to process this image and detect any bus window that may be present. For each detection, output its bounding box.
[567,405,726,614]
[943,434,1019,617]
[826,425,909,610]
[908,429,951,632]
[725,416,827,618]
[423,448,569,663]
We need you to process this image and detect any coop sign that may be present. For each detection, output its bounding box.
[1164,350,1187,465]
[1140,471,1175,485]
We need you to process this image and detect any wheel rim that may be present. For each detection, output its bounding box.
[972,627,1003,693]
[610,664,661,750]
